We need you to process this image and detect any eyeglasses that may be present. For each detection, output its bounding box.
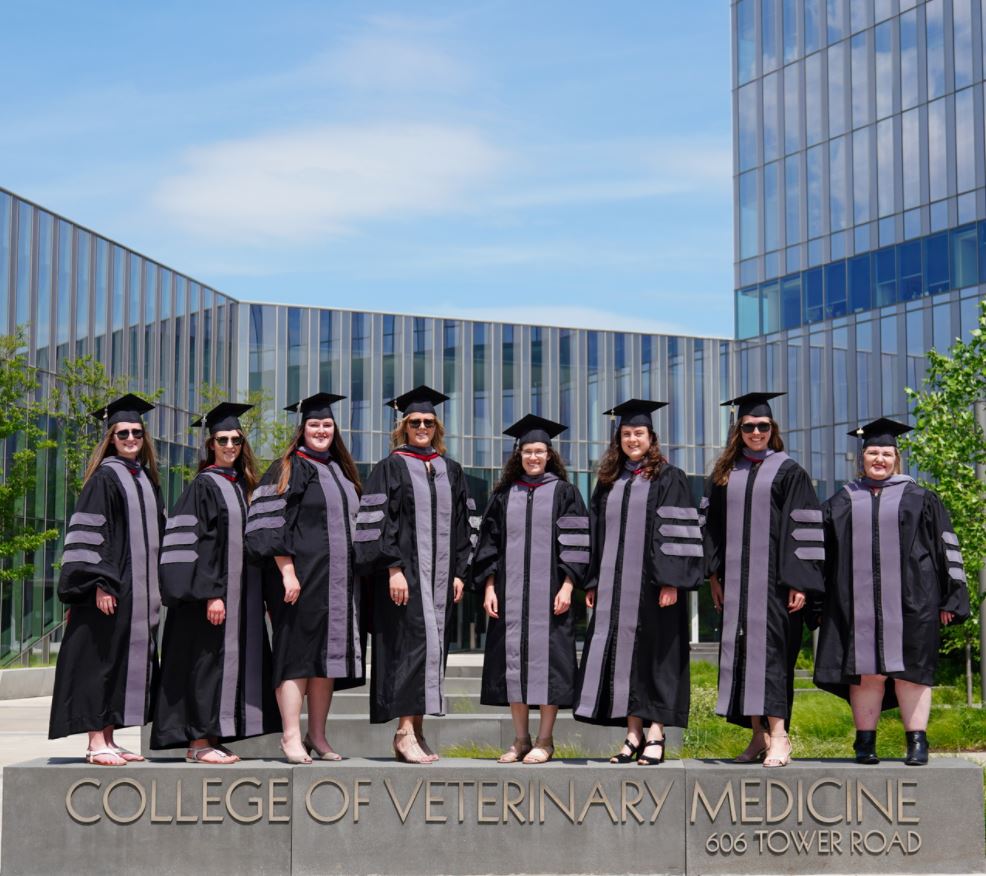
[521,449,548,458]
[740,422,772,434]
[407,418,437,429]
[113,429,144,440]
[213,436,244,447]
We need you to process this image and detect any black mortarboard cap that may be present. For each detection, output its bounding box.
[90,394,155,428]
[387,385,449,417]
[603,399,668,429]
[503,414,567,448]
[191,402,253,433]
[848,417,913,448]
[284,392,345,422]
[721,391,785,420]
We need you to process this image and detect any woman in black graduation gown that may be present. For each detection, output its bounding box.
[574,400,704,765]
[813,418,970,765]
[354,385,472,764]
[705,392,825,768]
[471,415,590,764]
[245,393,364,764]
[151,403,280,762]
[49,395,165,765]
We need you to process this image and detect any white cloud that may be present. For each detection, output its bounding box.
[150,123,505,241]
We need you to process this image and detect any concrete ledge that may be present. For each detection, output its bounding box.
[0,667,55,700]
[141,714,684,760]
[3,758,981,875]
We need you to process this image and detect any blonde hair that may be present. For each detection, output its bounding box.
[83,423,160,486]
[389,415,447,456]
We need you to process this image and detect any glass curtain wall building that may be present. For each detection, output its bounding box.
[732,0,986,497]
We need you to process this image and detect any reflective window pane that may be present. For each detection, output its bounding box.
[804,0,823,53]
[740,170,760,258]
[785,154,802,242]
[849,254,872,311]
[783,0,800,62]
[784,61,802,153]
[805,51,825,145]
[875,21,894,119]
[737,0,757,84]
[807,145,825,237]
[763,0,780,72]
[951,224,979,287]
[828,40,848,137]
[927,98,947,202]
[853,126,871,224]
[829,135,849,231]
[827,0,846,43]
[900,10,918,110]
[925,0,946,99]
[850,0,870,33]
[736,286,761,337]
[738,82,759,171]
[763,71,780,162]
[0,193,10,335]
[764,160,780,251]
[850,31,870,128]
[901,108,921,209]
[953,0,974,88]
[955,88,976,193]
[877,117,896,217]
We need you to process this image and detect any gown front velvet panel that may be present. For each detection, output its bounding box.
[704,452,825,728]
[470,476,590,708]
[151,469,280,748]
[575,464,704,728]
[245,454,364,690]
[814,477,971,705]
[354,450,471,724]
[49,457,164,738]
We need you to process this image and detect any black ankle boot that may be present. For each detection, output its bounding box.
[904,731,929,766]
[853,730,879,764]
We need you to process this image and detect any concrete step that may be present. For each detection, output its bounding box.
[328,692,498,714]
[142,713,683,760]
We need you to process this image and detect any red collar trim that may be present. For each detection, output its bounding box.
[517,480,548,489]
[297,451,327,466]
[394,450,440,462]
[205,466,238,482]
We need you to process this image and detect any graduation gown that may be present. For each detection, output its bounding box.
[704,451,825,728]
[151,467,280,748]
[354,446,472,723]
[470,474,590,707]
[575,463,704,728]
[245,451,364,689]
[814,476,971,706]
[49,456,164,739]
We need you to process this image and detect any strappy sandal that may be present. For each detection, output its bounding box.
[393,729,431,764]
[416,734,440,763]
[733,734,769,763]
[304,733,343,761]
[609,737,642,764]
[85,747,126,766]
[523,737,554,764]
[763,733,791,768]
[110,746,145,762]
[186,746,238,764]
[498,736,533,763]
[637,737,666,766]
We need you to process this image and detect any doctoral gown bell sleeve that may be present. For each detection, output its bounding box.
[158,477,225,604]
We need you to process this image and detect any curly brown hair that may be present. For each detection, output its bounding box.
[596,427,667,487]
[197,431,259,499]
[494,445,568,492]
[274,422,362,497]
[389,415,447,456]
[83,424,160,487]
[710,418,785,486]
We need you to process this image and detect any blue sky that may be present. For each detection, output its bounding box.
[1,2,734,336]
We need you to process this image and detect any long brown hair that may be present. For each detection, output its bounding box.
[83,424,160,486]
[197,431,259,499]
[596,427,667,487]
[710,418,786,486]
[494,445,568,492]
[389,415,447,456]
[275,422,362,496]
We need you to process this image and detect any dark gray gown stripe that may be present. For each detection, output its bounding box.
[610,476,651,718]
[431,456,453,713]
[557,516,589,528]
[846,482,877,675]
[504,486,528,703]
[740,452,788,716]
[657,506,700,520]
[70,511,106,527]
[61,549,102,565]
[242,562,264,736]
[558,533,590,546]
[245,516,284,533]
[160,550,198,564]
[945,549,963,564]
[103,459,156,727]
[360,493,387,507]
[166,514,197,529]
[205,473,244,738]
[876,482,907,673]
[575,476,628,718]
[790,509,822,524]
[559,549,591,563]
[658,523,701,539]
[941,531,959,546]
[252,485,279,499]
[716,466,749,715]
[399,454,447,715]
[313,461,361,677]
[162,531,197,546]
[526,480,558,706]
[661,542,704,557]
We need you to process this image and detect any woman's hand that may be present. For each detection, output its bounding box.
[483,577,498,619]
[787,588,806,613]
[453,577,465,604]
[658,585,678,608]
[940,610,955,625]
[709,574,723,611]
[282,570,301,604]
[554,578,574,615]
[585,588,596,609]
[206,598,226,625]
[95,586,116,616]
[389,568,409,606]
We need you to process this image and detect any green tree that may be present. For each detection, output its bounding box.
[0,332,59,584]
[903,298,986,704]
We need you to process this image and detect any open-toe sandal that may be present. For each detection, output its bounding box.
[85,747,127,766]
[393,729,431,764]
[186,746,238,765]
[610,737,642,764]
[498,736,533,763]
[523,737,554,764]
[304,734,343,761]
[763,733,791,768]
[637,737,666,765]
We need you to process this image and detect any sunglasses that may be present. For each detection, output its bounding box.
[213,436,244,447]
[113,429,144,440]
[407,418,436,429]
[740,422,772,434]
